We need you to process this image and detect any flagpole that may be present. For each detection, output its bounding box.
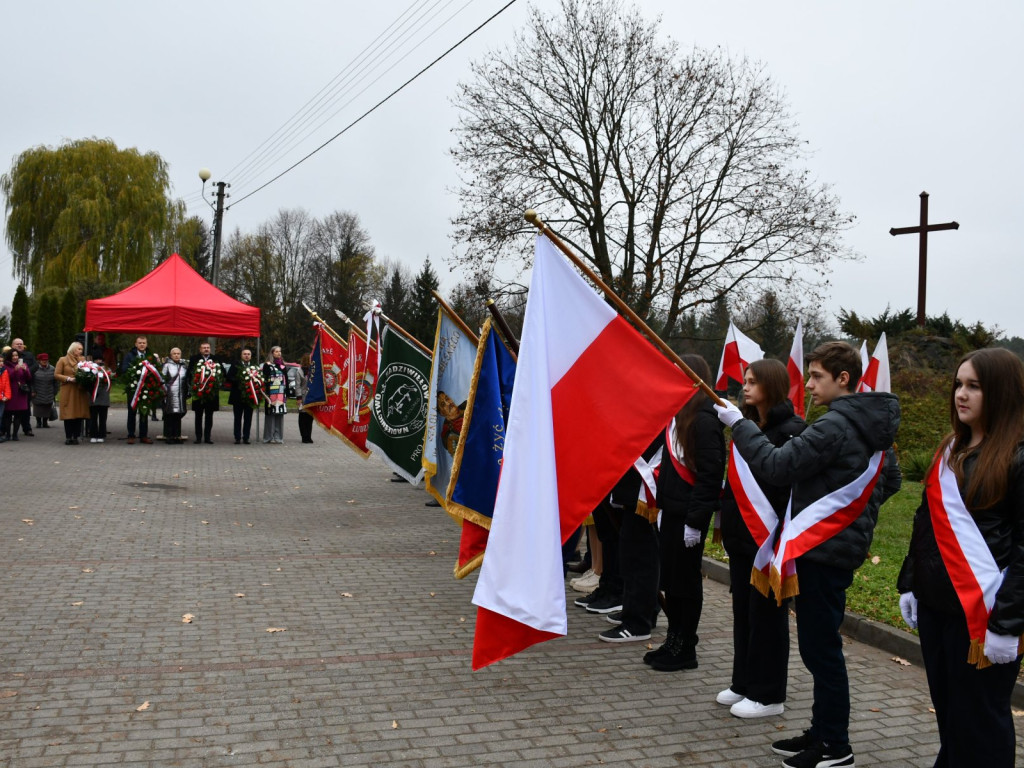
[333,309,378,350]
[431,291,480,345]
[300,302,347,346]
[485,298,520,356]
[378,313,432,356]
[524,210,724,406]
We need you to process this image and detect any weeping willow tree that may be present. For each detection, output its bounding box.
[1,138,184,291]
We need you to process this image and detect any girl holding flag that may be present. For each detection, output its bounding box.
[717,359,806,718]
[898,347,1024,766]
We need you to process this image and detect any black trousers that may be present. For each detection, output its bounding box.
[298,410,314,441]
[727,550,790,704]
[89,406,108,439]
[194,403,215,441]
[126,407,148,439]
[164,413,183,440]
[63,418,82,440]
[918,602,1020,767]
[233,404,253,441]
[592,502,622,595]
[617,510,660,632]
[793,559,854,747]
[658,511,705,641]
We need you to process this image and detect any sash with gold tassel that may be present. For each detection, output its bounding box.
[927,444,1023,668]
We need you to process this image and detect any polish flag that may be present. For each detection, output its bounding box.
[859,341,869,378]
[857,332,890,393]
[471,236,697,669]
[715,321,764,389]
[787,319,805,418]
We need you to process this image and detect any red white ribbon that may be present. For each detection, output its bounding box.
[76,360,111,400]
[727,443,779,579]
[131,360,161,410]
[664,421,697,486]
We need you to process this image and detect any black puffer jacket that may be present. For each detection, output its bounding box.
[656,399,726,532]
[730,392,901,570]
[897,446,1024,636]
[720,400,807,559]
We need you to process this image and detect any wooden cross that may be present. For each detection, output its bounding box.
[889,191,959,327]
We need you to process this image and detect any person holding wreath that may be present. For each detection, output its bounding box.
[898,347,1024,767]
[261,346,288,444]
[187,341,224,444]
[227,347,261,445]
[120,336,161,444]
[56,341,91,445]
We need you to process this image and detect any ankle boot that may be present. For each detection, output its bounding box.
[36,418,42,428]
[651,632,698,672]
[643,631,678,665]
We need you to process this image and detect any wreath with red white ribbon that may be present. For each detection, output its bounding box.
[190,359,225,405]
[122,354,164,416]
[236,363,264,408]
[75,360,113,399]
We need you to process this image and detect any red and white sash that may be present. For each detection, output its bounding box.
[767,450,885,604]
[727,443,781,595]
[927,445,1021,667]
[633,447,663,522]
[664,422,697,486]
[130,360,162,410]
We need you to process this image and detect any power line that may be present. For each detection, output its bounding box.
[230,0,469,192]
[228,0,521,210]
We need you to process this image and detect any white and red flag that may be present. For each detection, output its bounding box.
[715,321,764,390]
[787,319,805,418]
[857,332,890,393]
[859,341,869,381]
[471,235,697,669]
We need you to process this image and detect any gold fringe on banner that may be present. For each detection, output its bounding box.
[634,501,659,524]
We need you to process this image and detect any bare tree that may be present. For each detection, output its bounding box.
[307,211,379,317]
[450,0,854,339]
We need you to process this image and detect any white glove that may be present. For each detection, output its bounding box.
[984,629,1021,664]
[898,592,918,629]
[714,400,743,427]
[683,525,702,548]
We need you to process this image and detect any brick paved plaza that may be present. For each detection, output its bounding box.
[2,412,1021,767]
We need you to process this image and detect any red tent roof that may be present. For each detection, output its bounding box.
[84,253,261,337]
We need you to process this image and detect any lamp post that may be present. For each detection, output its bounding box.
[198,168,228,289]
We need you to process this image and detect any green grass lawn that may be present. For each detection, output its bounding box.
[706,481,923,633]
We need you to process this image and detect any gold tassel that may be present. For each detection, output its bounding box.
[749,567,773,599]
[634,501,659,524]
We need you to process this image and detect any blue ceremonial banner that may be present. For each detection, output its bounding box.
[447,318,516,525]
[303,328,327,407]
[422,307,478,507]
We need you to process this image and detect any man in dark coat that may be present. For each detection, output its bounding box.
[226,348,256,444]
[187,341,223,444]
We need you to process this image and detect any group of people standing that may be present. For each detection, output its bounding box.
[4,334,316,446]
[569,340,1023,768]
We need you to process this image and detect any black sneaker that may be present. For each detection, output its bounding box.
[574,587,608,608]
[584,594,623,614]
[772,731,818,757]
[605,610,623,624]
[781,742,854,768]
[598,624,651,643]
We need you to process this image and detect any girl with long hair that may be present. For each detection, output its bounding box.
[898,347,1024,766]
[647,354,726,671]
[716,359,806,718]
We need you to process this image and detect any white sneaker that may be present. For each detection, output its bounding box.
[569,568,594,588]
[570,570,600,593]
[715,687,744,706]
[97,438,104,443]
[730,698,784,719]
[90,438,98,443]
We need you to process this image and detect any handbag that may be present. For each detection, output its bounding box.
[18,382,31,394]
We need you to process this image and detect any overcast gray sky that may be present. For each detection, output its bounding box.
[2,1,1021,337]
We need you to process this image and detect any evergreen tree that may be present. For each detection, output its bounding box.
[407,257,441,346]
[9,284,30,346]
[61,287,79,348]
[383,265,411,328]
[34,293,62,360]
[755,290,790,360]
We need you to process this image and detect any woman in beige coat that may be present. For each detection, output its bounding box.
[55,341,90,444]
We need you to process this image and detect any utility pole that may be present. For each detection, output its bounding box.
[199,169,230,352]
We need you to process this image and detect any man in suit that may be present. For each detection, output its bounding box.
[187,341,223,444]
[226,347,257,444]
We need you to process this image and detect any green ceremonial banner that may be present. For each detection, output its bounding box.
[367,325,432,484]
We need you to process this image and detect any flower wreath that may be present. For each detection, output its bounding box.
[236,363,264,409]
[191,358,225,405]
[75,360,113,400]
[122,353,164,416]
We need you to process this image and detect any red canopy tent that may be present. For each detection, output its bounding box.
[84,253,260,337]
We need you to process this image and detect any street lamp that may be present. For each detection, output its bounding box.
[198,168,228,290]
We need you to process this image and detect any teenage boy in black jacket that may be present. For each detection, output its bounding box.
[715,341,901,768]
